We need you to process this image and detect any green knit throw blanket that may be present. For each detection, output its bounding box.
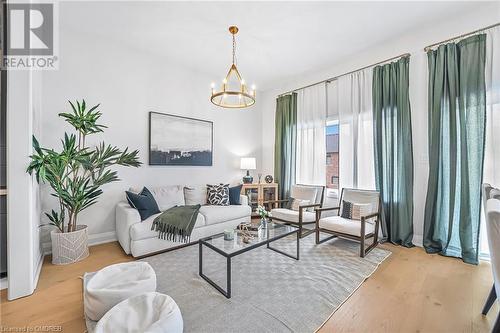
[151,204,201,243]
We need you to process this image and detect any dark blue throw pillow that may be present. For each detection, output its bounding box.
[125,187,160,221]
[229,185,243,205]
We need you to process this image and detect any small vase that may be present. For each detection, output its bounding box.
[261,217,268,229]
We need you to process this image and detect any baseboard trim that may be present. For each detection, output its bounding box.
[42,231,117,255]
[88,231,118,246]
[33,250,45,290]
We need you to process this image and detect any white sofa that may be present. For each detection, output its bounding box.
[116,185,251,257]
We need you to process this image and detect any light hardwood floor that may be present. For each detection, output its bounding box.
[0,242,496,333]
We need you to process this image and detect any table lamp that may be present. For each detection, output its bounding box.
[240,157,256,184]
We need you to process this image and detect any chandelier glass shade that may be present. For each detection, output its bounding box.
[211,26,256,109]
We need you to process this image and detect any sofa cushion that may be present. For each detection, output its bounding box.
[199,205,251,225]
[131,186,185,211]
[130,212,206,241]
[270,208,316,223]
[319,216,375,236]
[184,185,207,205]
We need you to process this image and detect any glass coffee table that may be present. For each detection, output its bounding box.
[199,223,299,298]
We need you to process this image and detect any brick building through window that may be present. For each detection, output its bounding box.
[326,124,339,189]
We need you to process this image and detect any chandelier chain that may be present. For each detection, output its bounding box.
[232,34,237,65]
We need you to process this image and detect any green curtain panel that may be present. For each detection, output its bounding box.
[372,57,414,247]
[423,34,486,265]
[274,93,297,200]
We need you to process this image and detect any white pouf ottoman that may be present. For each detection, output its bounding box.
[84,262,157,321]
[94,292,183,333]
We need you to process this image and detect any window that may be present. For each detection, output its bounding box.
[325,121,339,191]
[331,176,339,188]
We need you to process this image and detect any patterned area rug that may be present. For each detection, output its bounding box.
[139,234,391,333]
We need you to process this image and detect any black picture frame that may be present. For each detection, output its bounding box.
[149,111,213,166]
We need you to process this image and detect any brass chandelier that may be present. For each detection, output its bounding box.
[211,26,256,108]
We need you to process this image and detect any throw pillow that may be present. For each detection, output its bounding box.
[228,185,243,205]
[290,198,310,211]
[184,185,207,205]
[206,184,230,206]
[341,200,372,220]
[351,203,372,220]
[125,187,160,221]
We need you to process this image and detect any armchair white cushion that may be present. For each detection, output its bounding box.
[319,216,375,236]
[290,185,321,204]
[291,198,310,211]
[271,208,316,223]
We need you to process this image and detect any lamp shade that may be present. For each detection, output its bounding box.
[240,157,256,170]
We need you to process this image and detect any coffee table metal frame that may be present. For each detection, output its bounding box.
[198,224,299,298]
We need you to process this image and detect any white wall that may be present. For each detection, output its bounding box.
[38,26,263,244]
[6,69,43,299]
[259,3,500,246]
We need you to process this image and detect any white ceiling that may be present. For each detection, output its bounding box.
[61,1,487,90]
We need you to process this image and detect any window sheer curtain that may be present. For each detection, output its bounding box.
[480,26,500,256]
[335,69,376,190]
[296,84,327,185]
[484,27,500,190]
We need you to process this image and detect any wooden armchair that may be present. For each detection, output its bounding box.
[265,184,325,238]
[315,188,381,257]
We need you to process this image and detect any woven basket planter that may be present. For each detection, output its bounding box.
[51,225,89,265]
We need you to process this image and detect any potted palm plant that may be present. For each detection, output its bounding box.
[27,100,141,265]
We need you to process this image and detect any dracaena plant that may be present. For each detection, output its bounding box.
[27,100,141,233]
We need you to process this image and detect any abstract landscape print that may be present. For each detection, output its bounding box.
[149,112,213,166]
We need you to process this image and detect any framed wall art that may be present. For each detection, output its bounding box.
[149,112,213,166]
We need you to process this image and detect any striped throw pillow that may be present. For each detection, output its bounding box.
[341,200,372,220]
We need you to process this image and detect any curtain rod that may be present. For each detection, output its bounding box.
[277,52,410,97]
[424,21,500,52]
